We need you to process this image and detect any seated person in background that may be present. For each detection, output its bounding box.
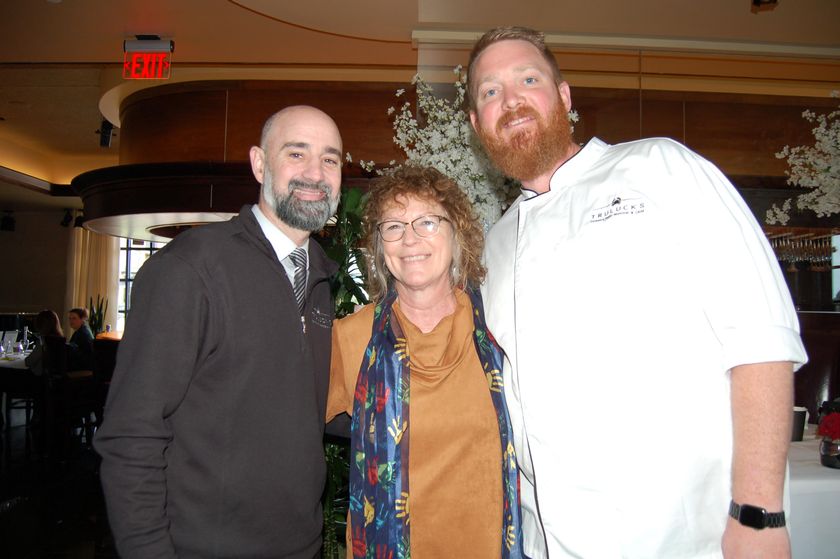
[19,310,66,427]
[25,309,65,376]
[67,307,94,371]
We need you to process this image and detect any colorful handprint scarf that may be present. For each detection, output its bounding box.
[349,287,524,559]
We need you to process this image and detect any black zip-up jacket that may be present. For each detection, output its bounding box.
[95,206,338,558]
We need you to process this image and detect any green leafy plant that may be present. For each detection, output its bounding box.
[321,186,370,318]
[87,294,109,336]
[322,439,350,558]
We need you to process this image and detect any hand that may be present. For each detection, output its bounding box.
[722,517,790,559]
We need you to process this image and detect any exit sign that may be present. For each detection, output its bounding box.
[123,52,172,80]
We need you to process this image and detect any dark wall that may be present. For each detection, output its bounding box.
[795,312,840,420]
[0,211,71,316]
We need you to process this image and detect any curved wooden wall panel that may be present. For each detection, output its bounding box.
[94,79,840,241]
[120,81,406,167]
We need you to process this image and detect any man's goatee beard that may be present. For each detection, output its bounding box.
[477,102,574,183]
[262,173,339,232]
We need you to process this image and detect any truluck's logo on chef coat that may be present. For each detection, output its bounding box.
[588,195,646,223]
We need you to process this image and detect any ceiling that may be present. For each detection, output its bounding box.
[1,0,839,214]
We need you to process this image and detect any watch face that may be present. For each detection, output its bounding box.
[739,505,767,528]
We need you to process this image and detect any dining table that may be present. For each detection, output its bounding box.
[0,350,31,370]
[789,424,840,558]
[0,350,34,431]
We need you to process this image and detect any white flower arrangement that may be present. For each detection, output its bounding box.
[767,92,840,225]
[353,66,579,228]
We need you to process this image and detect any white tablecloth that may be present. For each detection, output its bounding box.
[0,352,30,370]
[789,427,840,558]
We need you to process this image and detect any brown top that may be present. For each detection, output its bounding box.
[327,290,503,558]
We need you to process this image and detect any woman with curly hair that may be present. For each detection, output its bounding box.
[327,165,523,558]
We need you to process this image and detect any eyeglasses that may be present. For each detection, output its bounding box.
[377,214,451,242]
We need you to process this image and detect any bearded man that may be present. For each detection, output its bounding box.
[469,27,807,559]
[96,106,343,559]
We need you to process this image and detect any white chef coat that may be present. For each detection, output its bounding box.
[481,137,807,558]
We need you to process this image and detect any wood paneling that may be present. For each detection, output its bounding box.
[120,81,406,167]
[120,87,228,164]
[118,80,838,180]
[104,80,840,246]
[73,162,259,220]
[569,87,837,177]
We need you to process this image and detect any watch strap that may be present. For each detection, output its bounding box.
[729,500,786,529]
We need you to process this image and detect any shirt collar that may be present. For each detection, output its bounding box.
[251,205,309,262]
[520,138,607,199]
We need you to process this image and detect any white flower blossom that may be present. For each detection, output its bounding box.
[348,67,581,227]
[767,92,840,224]
[368,68,513,226]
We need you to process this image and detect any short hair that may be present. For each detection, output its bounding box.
[466,26,564,111]
[362,166,486,302]
[69,307,88,321]
[260,112,281,151]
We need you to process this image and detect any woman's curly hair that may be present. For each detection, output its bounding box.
[363,165,486,302]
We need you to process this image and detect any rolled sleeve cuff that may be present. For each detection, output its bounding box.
[720,324,808,373]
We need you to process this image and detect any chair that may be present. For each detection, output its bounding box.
[2,334,41,458]
[92,338,119,421]
[2,369,42,461]
[92,338,118,384]
[43,338,102,459]
[35,337,68,461]
[3,376,37,429]
[59,370,99,452]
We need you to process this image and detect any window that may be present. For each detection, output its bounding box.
[117,238,166,331]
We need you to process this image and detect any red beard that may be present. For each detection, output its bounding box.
[476,101,574,182]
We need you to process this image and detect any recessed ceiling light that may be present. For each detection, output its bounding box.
[47,0,62,4]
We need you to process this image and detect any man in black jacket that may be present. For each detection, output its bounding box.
[95,106,343,558]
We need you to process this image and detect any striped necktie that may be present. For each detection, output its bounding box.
[289,247,307,314]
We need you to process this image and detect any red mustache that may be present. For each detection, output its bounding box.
[496,107,541,135]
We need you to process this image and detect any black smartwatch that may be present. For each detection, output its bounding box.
[729,500,786,529]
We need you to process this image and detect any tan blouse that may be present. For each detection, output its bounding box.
[327,290,503,558]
